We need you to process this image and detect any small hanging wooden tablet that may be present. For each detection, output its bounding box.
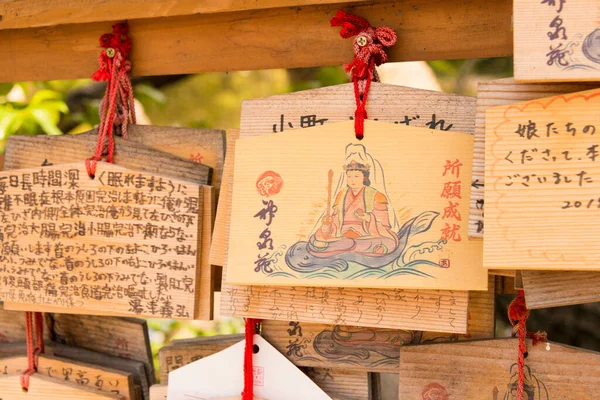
[1,132,215,319]
[0,354,136,399]
[260,278,494,372]
[399,338,600,399]
[0,373,123,399]
[485,87,600,271]
[227,120,485,290]
[0,162,202,319]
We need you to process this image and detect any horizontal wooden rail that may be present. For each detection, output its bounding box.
[0,0,368,30]
[0,0,512,82]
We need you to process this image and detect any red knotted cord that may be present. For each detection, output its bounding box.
[20,312,45,391]
[507,290,547,400]
[242,318,262,400]
[86,21,136,178]
[330,10,397,139]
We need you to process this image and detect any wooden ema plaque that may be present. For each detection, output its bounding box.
[398,338,600,399]
[471,78,598,237]
[49,314,155,386]
[212,82,477,267]
[0,354,135,399]
[1,132,215,320]
[261,279,495,373]
[0,162,202,319]
[53,344,149,400]
[473,78,600,307]
[158,334,244,382]
[0,373,122,399]
[485,88,600,271]
[227,120,485,290]
[214,84,480,332]
[300,368,371,400]
[514,0,600,82]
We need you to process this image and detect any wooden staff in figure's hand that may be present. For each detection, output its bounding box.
[320,169,334,238]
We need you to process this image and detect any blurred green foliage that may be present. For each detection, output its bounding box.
[0,82,70,152]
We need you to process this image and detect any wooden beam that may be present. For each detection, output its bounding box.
[0,0,512,83]
[0,1,368,30]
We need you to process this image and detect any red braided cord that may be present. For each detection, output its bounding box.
[34,312,44,356]
[86,22,134,178]
[330,10,397,139]
[20,312,35,390]
[507,291,547,400]
[242,318,262,400]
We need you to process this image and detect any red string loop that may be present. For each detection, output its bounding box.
[242,318,262,400]
[87,21,136,178]
[507,291,547,400]
[330,10,397,139]
[20,312,45,391]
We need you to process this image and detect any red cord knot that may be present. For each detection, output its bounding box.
[330,10,396,139]
[330,10,397,82]
[92,22,132,82]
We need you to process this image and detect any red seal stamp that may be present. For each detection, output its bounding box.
[422,383,449,400]
[440,259,450,268]
[253,366,264,386]
[256,171,283,197]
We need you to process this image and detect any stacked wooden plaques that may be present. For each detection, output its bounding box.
[0,306,154,399]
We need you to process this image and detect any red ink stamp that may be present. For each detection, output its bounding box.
[253,366,264,386]
[422,383,449,400]
[189,153,204,163]
[256,171,283,197]
[440,259,450,268]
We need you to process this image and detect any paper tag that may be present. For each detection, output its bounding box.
[167,335,331,400]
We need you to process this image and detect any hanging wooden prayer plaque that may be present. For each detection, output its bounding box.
[0,373,122,399]
[514,0,600,82]
[485,87,600,271]
[0,354,136,399]
[227,120,485,290]
[473,78,600,306]
[48,314,155,386]
[260,279,495,373]
[54,344,150,400]
[1,132,215,319]
[212,82,477,266]
[216,83,477,332]
[301,368,371,400]
[398,338,600,399]
[0,162,202,318]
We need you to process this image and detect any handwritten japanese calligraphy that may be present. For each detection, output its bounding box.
[486,88,600,270]
[0,163,201,317]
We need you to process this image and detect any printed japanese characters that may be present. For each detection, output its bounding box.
[0,162,202,318]
[485,88,600,271]
[514,0,600,81]
[227,120,486,290]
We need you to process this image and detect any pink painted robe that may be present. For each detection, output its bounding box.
[311,186,398,257]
